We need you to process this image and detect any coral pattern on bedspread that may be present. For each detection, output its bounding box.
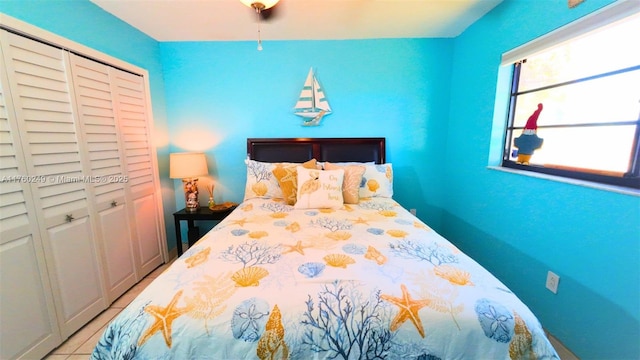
[91,198,559,360]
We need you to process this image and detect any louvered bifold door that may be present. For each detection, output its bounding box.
[69,53,136,303]
[0,30,106,339]
[0,33,62,360]
[110,68,163,278]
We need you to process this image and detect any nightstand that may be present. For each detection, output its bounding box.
[173,205,235,256]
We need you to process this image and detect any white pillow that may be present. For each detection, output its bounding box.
[359,163,393,198]
[323,162,365,204]
[294,167,344,209]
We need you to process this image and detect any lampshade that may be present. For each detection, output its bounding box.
[240,0,279,10]
[169,152,209,179]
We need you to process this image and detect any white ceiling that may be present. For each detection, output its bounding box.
[90,0,503,42]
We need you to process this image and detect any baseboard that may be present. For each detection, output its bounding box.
[546,331,579,359]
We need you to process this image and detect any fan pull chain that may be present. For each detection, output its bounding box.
[255,7,263,51]
[257,20,263,50]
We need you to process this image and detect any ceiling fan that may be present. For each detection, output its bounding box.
[240,0,281,50]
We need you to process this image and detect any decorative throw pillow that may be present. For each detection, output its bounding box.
[244,159,281,201]
[244,159,317,201]
[294,167,344,209]
[323,162,365,204]
[359,163,393,198]
[272,159,318,205]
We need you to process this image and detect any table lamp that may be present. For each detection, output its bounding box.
[170,152,209,212]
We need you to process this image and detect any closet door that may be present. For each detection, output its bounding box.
[111,69,164,278]
[69,54,136,303]
[0,30,106,338]
[0,42,61,360]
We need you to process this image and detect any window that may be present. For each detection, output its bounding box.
[501,9,640,189]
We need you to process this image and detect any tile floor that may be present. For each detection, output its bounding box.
[41,258,579,360]
[42,260,174,360]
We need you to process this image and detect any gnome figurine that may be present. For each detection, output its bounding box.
[514,103,544,165]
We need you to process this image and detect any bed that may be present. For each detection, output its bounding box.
[91,137,559,360]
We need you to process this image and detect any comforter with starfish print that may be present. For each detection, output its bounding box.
[91,197,559,360]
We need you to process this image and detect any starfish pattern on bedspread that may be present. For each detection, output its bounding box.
[380,284,431,338]
[137,290,191,348]
[282,240,308,255]
[350,217,370,225]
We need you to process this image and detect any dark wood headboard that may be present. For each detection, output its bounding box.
[247,138,385,164]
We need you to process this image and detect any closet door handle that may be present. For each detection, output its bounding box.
[111,200,118,207]
[65,214,74,223]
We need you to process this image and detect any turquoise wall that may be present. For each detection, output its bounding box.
[2,0,639,358]
[159,39,452,231]
[0,0,178,248]
[444,0,639,358]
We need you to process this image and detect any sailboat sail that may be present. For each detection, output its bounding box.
[294,68,331,125]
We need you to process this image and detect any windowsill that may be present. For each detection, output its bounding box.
[487,166,640,197]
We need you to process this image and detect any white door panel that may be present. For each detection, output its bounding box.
[98,204,136,300]
[132,193,163,275]
[69,53,137,302]
[47,215,105,336]
[0,235,61,360]
[0,33,61,358]
[111,68,164,278]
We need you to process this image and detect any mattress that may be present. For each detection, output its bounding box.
[91,197,558,359]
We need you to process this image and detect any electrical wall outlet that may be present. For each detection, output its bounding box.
[410,208,417,216]
[546,271,560,294]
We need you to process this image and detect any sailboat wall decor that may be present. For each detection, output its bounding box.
[294,68,332,126]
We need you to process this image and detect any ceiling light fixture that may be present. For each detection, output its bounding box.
[240,0,280,51]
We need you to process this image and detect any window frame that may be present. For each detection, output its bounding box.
[498,1,640,190]
[502,63,640,189]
